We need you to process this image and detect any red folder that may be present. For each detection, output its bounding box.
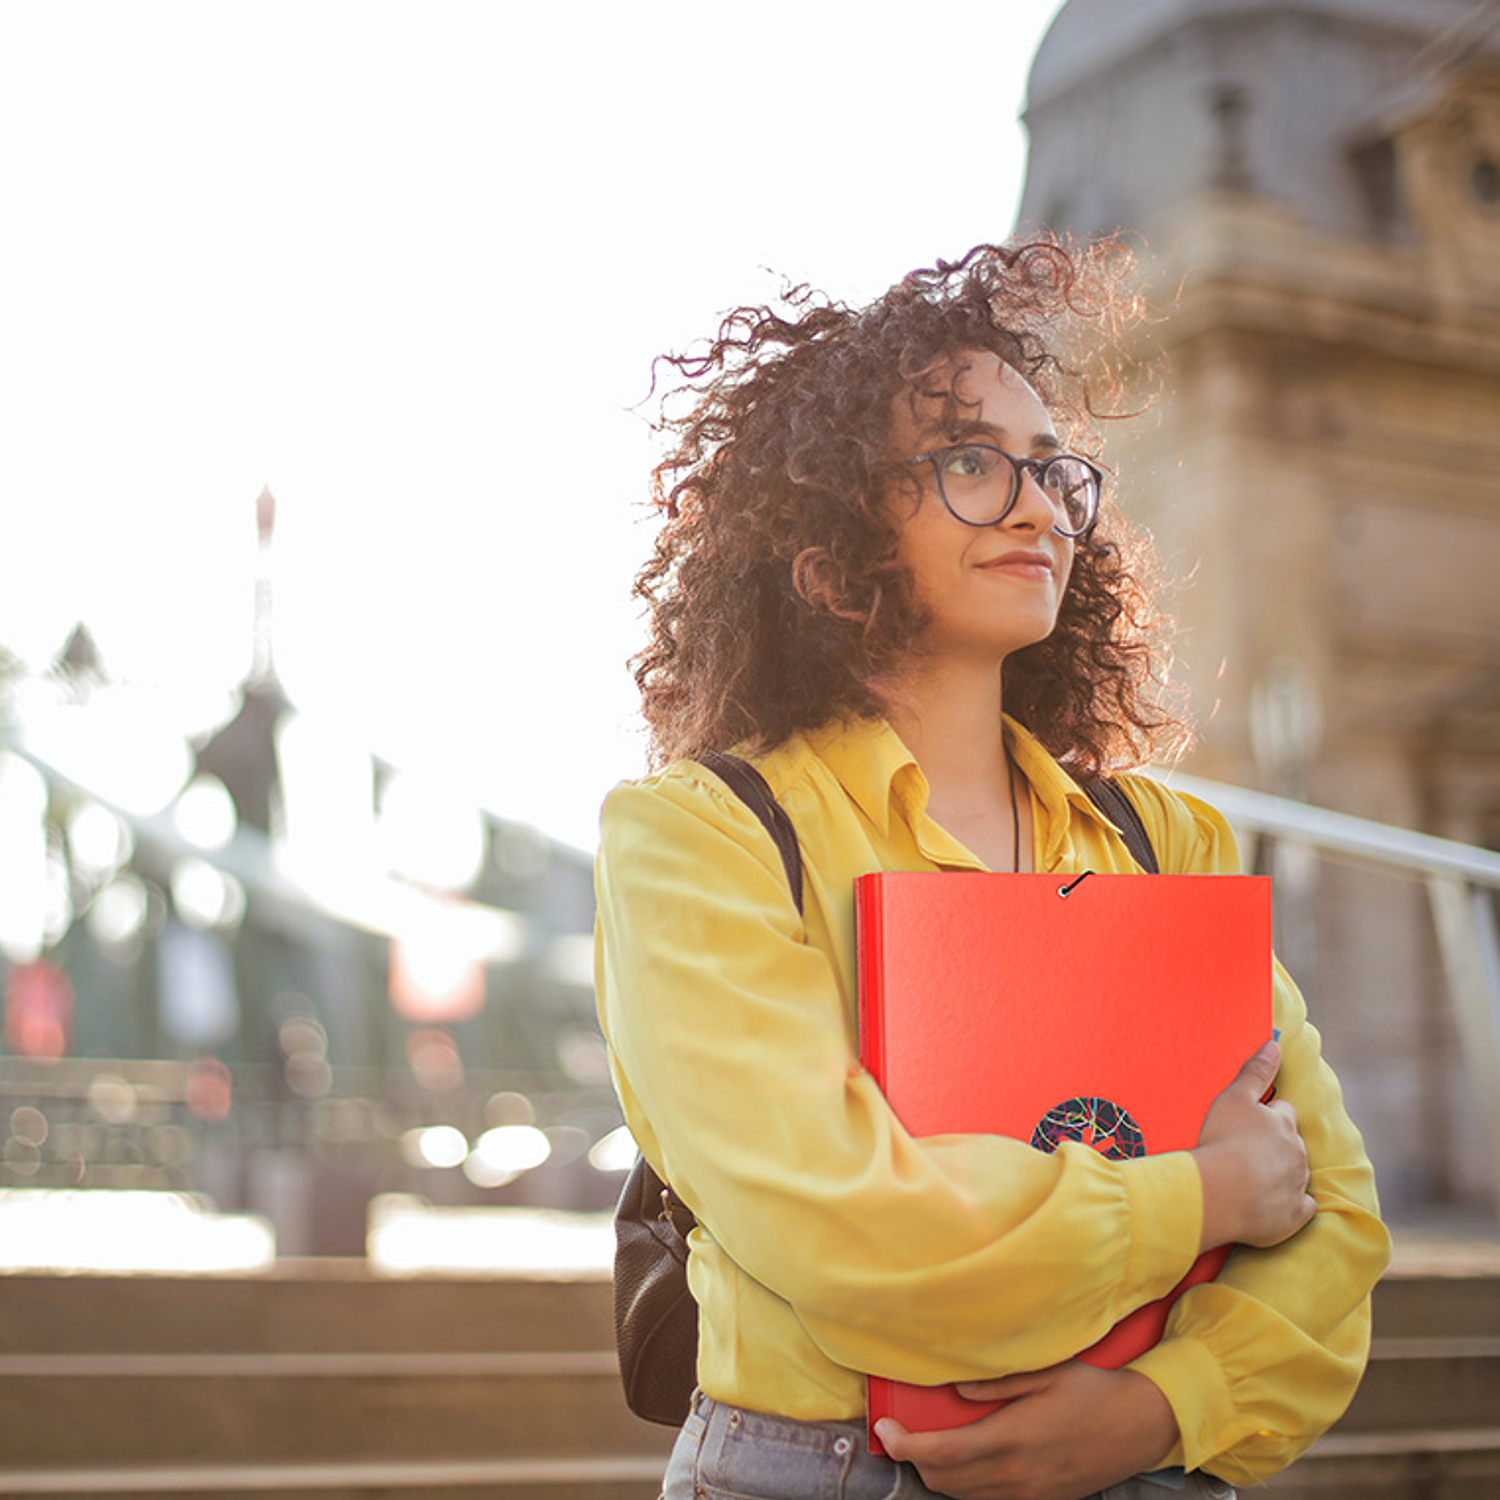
[856,870,1271,1454]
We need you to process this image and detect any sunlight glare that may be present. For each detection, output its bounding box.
[378,771,487,891]
[21,693,192,817]
[366,1193,612,1278]
[0,752,49,962]
[0,1189,275,1273]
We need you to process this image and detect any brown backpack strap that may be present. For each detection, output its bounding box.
[699,750,805,913]
[632,753,805,1257]
[1081,778,1160,874]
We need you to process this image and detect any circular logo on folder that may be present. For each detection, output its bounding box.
[1030,1097,1145,1160]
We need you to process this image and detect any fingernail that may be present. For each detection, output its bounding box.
[1272,1027,1282,1042]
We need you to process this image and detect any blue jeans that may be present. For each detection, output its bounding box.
[663,1393,1237,1500]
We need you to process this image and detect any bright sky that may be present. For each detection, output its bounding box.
[1,0,1066,852]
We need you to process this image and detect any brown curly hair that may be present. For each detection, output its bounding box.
[632,237,1189,776]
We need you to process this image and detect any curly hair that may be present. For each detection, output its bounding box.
[631,237,1190,776]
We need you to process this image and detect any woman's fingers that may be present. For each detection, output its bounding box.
[1195,1040,1316,1250]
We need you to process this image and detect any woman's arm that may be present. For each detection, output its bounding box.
[1126,955,1390,1483]
[1099,780,1392,1484]
[876,1363,1179,1500]
[880,780,1388,1494]
[595,767,1209,1385]
[873,990,1382,1495]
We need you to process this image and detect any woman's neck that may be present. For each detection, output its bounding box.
[880,656,1030,870]
[882,656,1007,786]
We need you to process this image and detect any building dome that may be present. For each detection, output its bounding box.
[1030,0,1489,106]
[1017,0,1500,242]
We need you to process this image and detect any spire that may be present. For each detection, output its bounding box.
[48,623,105,703]
[251,486,278,688]
[58,623,102,679]
[195,489,290,834]
[1209,82,1254,193]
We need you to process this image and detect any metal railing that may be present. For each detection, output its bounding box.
[1163,771,1500,1213]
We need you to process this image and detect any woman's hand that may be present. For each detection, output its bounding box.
[1193,1040,1316,1252]
[874,1361,1178,1500]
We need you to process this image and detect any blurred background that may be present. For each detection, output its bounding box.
[0,0,1071,1270]
[2,0,1500,1494]
[4,0,1498,1262]
[2,0,1500,1266]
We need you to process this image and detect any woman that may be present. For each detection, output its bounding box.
[594,240,1389,1500]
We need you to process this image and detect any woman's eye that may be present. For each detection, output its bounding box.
[941,446,991,479]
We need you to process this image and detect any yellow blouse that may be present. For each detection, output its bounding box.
[593,715,1390,1484]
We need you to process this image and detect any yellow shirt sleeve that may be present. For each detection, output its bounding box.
[1118,776,1392,1485]
[595,766,1205,1387]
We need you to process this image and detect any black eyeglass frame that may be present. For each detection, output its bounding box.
[907,442,1104,538]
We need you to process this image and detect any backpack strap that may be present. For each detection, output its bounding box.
[1081,778,1160,874]
[700,750,1156,882]
[637,753,804,1241]
[699,750,805,914]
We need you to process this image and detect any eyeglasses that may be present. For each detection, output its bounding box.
[907,442,1103,538]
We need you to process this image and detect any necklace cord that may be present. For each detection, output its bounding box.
[1006,752,1020,873]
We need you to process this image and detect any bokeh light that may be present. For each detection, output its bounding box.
[184,1057,233,1122]
[405,1027,465,1092]
[87,872,150,950]
[399,1124,468,1169]
[171,856,247,930]
[588,1123,639,1174]
[172,772,238,850]
[463,1124,551,1188]
[67,799,133,881]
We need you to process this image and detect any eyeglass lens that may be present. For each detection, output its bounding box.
[935,446,1098,535]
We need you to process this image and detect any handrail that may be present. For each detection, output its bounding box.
[1154,769,1500,1212]
[1156,771,1500,889]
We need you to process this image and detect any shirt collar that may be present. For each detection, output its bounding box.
[805,713,1122,861]
[804,717,925,838]
[1004,716,1122,869]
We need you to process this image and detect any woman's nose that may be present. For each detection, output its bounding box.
[1003,463,1064,532]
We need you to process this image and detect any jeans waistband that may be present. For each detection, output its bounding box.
[678,1394,1234,1500]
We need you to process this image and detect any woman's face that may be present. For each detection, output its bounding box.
[888,350,1076,668]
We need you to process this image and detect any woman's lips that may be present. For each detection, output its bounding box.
[978,550,1054,578]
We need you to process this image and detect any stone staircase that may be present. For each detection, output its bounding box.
[1263,1240,1500,1498]
[0,1241,1494,1500]
[0,1265,674,1499]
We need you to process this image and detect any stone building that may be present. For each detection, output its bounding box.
[1016,0,1500,1213]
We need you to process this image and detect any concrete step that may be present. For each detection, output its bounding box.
[2,1252,1494,1498]
[1256,1257,1500,1496]
[1370,1271,1500,1341]
[0,1454,673,1500]
[1261,1428,1500,1498]
[1336,1333,1500,1432]
[0,1267,615,1355]
[0,1352,670,1467]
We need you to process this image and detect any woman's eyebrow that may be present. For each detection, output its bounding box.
[940,419,1064,454]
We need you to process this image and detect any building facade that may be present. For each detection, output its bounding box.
[1017,0,1500,1212]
